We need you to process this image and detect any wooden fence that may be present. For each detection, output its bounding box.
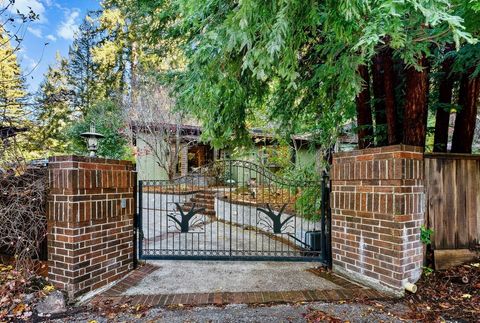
[424,153,480,268]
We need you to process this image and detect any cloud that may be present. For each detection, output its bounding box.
[20,53,38,70]
[57,9,80,40]
[27,27,43,38]
[46,34,57,42]
[3,0,47,22]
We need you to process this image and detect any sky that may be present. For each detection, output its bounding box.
[3,0,101,92]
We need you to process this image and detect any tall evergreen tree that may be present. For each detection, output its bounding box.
[33,54,73,156]
[67,14,103,114]
[0,27,27,128]
[0,26,30,167]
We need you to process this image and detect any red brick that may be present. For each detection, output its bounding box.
[331,146,424,295]
[48,157,134,300]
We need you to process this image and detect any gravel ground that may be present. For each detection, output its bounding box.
[46,301,412,322]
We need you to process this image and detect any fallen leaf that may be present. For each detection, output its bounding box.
[42,285,55,293]
[12,303,25,316]
[439,303,451,309]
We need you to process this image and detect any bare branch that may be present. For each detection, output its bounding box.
[0,169,47,270]
[123,76,197,180]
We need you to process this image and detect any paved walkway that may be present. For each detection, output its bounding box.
[122,261,340,295]
[95,262,387,307]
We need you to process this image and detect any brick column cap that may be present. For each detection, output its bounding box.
[334,144,423,158]
[48,155,133,166]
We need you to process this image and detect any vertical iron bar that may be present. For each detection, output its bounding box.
[320,171,327,262]
[138,180,143,259]
[229,159,233,257]
[153,180,156,255]
[326,173,332,267]
[133,171,138,268]
[147,181,150,255]
[159,180,162,255]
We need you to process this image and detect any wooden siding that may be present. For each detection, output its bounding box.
[424,153,480,250]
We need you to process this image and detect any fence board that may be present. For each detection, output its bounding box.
[425,153,480,250]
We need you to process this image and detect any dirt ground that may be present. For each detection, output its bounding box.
[45,300,413,323]
[2,260,479,322]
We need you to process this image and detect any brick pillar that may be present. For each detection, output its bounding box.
[330,145,424,295]
[47,156,136,299]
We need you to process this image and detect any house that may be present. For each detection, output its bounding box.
[133,123,319,181]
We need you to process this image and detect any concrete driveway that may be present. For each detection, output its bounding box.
[123,261,341,295]
[94,261,384,309]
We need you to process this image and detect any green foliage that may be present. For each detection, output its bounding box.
[421,225,434,245]
[280,161,321,185]
[66,100,132,160]
[140,0,474,149]
[67,11,130,113]
[422,266,434,276]
[0,28,26,127]
[67,13,105,113]
[29,0,480,162]
[0,27,32,167]
[33,10,137,160]
[32,55,73,157]
[281,162,323,221]
[262,145,292,170]
[295,185,323,221]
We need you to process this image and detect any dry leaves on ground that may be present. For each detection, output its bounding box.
[304,260,479,323]
[0,263,53,321]
[401,260,480,322]
[91,297,152,320]
[303,309,344,322]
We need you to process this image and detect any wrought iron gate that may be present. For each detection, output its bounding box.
[136,160,331,264]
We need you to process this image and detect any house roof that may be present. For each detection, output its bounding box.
[132,121,317,147]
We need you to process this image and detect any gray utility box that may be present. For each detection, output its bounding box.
[305,231,322,251]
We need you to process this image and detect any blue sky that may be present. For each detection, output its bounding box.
[3,0,100,92]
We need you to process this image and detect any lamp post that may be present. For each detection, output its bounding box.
[80,124,105,157]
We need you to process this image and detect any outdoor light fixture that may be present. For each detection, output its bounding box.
[80,124,105,157]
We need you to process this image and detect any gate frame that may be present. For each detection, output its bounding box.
[134,160,332,266]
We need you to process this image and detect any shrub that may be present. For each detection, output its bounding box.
[0,169,48,268]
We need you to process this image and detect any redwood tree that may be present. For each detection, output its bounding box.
[371,53,387,146]
[355,65,373,149]
[451,69,480,153]
[433,53,455,152]
[382,47,398,145]
[117,0,476,153]
[402,55,429,147]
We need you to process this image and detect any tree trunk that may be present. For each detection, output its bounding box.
[433,55,454,152]
[403,55,429,147]
[356,64,374,149]
[393,59,405,141]
[383,48,398,145]
[371,53,387,146]
[289,138,297,164]
[451,69,480,154]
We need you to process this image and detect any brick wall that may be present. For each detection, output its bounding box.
[331,145,424,295]
[47,156,136,299]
